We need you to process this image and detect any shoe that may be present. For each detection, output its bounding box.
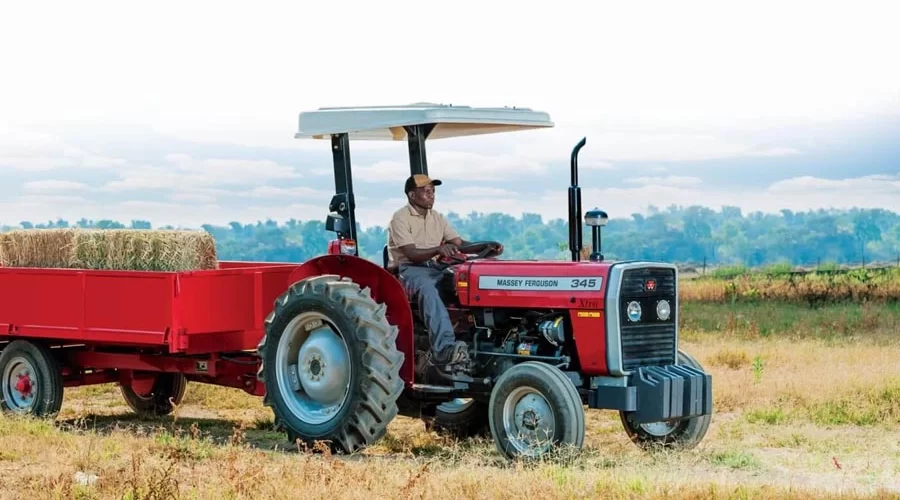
[430,341,474,376]
[414,349,430,379]
[432,341,470,366]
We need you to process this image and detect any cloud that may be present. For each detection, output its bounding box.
[528,173,900,222]
[492,126,806,164]
[0,126,128,172]
[22,180,89,193]
[451,186,519,198]
[163,154,300,182]
[746,147,802,157]
[624,176,703,187]
[768,174,900,193]
[100,154,302,194]
[354,151,547,183]
[246,186,330,198]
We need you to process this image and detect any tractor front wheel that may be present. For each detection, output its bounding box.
[619,350,712,450]
[258,275,404,454]
[488,361,585,460]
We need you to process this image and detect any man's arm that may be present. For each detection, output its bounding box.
[389,216,457,264]
[442,216,502,256]
[397,243,459,263]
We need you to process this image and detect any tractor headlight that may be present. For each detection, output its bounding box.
[656,299,671,321]
[626,301,642,322]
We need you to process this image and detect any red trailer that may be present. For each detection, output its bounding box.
[0,261,292,411]
[0,103,712,460]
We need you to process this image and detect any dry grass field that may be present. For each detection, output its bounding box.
[1,302,899,499]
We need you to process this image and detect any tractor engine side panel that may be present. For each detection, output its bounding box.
[460,260,612,376]
[458,261,611,309]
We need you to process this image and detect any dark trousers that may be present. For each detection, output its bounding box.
[398,264,455,355]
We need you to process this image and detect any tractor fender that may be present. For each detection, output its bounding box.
[286,255,415,386]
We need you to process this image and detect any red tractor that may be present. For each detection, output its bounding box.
[0,103,712,460]
[265,103,713,457]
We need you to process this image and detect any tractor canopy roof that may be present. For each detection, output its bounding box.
[294,103,554,141]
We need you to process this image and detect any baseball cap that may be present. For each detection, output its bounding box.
[404,174,442,194]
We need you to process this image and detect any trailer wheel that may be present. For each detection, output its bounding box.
[488,361,585,460]
[0,340,64,418]
[427,398,490,439]
[119,373,187,417]
[619,350,712,450]
[258,275,404,454]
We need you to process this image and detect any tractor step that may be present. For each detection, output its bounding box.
[411,384,455,393]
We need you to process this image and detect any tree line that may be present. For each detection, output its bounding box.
[7,205,900,268]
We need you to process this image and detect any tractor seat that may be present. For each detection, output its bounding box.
[382,245,400,276]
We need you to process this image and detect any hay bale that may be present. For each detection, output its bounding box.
[0,228,218,271]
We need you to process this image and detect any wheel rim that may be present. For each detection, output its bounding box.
[502,386,555,455]
[437,398,473,414]
[2,356,37,413]
[275,311,352,426]
[638,421,678,437]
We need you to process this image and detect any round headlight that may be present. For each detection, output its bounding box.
[626,301,642,322]
[656,299,671,321]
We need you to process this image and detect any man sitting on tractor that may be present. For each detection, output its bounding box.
[387,174,502,375]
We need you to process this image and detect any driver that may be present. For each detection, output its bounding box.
[387,174,502,374]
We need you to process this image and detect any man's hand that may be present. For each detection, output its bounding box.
[437,243,459,258]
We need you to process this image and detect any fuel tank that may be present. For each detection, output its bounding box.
[455,260,612,309]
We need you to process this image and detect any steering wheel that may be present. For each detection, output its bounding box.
[434,241,503,270]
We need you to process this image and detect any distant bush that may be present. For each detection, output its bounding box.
[710,265,750,280]
[681,267,900,305]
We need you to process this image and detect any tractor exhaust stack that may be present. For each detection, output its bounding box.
[568,137,586,262]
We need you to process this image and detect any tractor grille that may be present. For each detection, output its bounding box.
[619,267,677,370]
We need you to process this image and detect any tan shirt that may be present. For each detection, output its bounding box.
[387,204,460,266]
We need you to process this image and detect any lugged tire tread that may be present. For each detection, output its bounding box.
[257,274,404,454]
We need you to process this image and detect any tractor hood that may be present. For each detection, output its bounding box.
[456,260,614,310]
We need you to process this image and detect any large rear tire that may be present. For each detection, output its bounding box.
[0,340,64,418]
[619,350,712,450]
[119,372,187,417]
[258,275,404,454]
[488,361,585,460]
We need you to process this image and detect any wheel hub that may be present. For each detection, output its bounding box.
[2,356,37,413]
[503,387,555,454]
[275,312,352,425]
[296,327,349,406]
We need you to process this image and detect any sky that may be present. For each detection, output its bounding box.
[1,0,899,229]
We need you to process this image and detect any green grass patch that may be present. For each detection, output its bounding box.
[707,449,761,470]
[806,380,900,426]
[745,407,790,425]
[680,301,900,340]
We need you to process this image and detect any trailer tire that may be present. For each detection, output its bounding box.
[0,340,64,418]
[619,350,712,450]
[258,275,404,454]
[488,361,585,460]
[119,373,187,417]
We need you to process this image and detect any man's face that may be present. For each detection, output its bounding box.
[409,184,436,210]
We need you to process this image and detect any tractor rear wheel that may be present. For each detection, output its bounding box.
[488,361,585,460]
[258,275,404,454]
[0,340,64,418]
[619,350,712,450]
[119,372,187,417]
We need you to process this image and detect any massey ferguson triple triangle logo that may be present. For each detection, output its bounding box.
[644,279,657,291]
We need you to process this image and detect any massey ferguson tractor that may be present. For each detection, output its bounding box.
[267,103,713,457]
[0,103,711,460]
